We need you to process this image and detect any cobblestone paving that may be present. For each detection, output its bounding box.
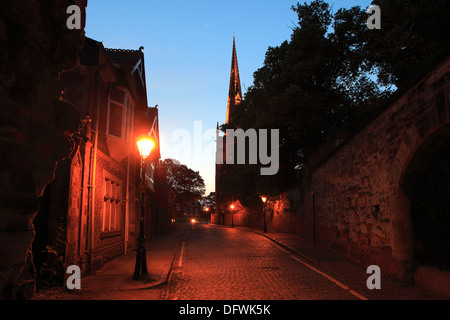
[32,284,164,300]
[163,224,358,300]
[32,223,440,300]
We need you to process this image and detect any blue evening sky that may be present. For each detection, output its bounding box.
[85,0,371,195]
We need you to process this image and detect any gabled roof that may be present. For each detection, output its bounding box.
[104,46,148,107]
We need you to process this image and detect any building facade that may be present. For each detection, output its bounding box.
[32,38,165,288]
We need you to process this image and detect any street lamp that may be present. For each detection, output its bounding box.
[230,204,235,227]
[261,196,267,233]
[136,137,155,161]
[204,207,210,224]
[133,137,155,281]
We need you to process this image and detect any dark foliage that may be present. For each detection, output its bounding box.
[218,0,449,204]
[159,158,205,206]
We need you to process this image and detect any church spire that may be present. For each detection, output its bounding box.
[226,36,242,124]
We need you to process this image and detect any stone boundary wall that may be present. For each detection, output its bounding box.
[305,54,449,280]
[224,52,450,283]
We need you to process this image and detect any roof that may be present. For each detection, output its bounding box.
[104,48,144,71]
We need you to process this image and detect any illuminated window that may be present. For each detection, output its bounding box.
[103,177,122,232]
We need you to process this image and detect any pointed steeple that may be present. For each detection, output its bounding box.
[226,36,242,124]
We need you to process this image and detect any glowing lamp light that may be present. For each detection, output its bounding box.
[230,204,235,210]
[205,207,210,212]
[136,137,155,159]
[191,219,196,223]
[261,196,268,233]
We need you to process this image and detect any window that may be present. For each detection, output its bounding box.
[109,101,123,137]
[103,177,122,232]
[107,87,134,142]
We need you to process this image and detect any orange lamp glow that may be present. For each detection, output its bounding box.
[136,137,155,159]
[205,207,210,212]
[261,196,267,203]
[230,204,235,210]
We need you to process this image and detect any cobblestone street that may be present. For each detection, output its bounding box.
[32,222,439,301]
[163,223,360,300]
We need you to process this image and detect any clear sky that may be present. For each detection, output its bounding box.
[85,0,371,196]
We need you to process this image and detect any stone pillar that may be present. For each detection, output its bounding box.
[0,0,86,299]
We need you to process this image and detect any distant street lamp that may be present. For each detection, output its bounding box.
[261,196,267,233]
[133,137,155,281]
[230,204,235,227]
[204,207,210,224]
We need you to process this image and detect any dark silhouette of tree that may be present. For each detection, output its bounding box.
[363,0,450,87]
[159,158,205,206]
[219,0,449,204]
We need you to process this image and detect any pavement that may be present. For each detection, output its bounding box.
[32,224,189,300]
[32,221,443,300]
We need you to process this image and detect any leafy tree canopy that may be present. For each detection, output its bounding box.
[159,158,205,206]
[218,0,449,204]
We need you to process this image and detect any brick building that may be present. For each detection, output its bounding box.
[177,202,202,218]
[32,37,169,287]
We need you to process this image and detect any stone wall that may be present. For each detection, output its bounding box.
[221,52,450,285]
[0,0,86,299]
[305,53,450,281]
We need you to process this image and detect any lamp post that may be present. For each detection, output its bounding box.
[261,196,267,233]
[204,207,209,224]
[230,204,235,227]
[133,137,155,281]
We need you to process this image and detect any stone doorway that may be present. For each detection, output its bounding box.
[402,124,450,298]
[409,141,450,269]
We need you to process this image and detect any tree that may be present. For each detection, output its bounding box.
[223,0,367,202]
[200,192,215,212]
[159,158,205,206]
[220,0,449,205]
[363,0,450,87]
